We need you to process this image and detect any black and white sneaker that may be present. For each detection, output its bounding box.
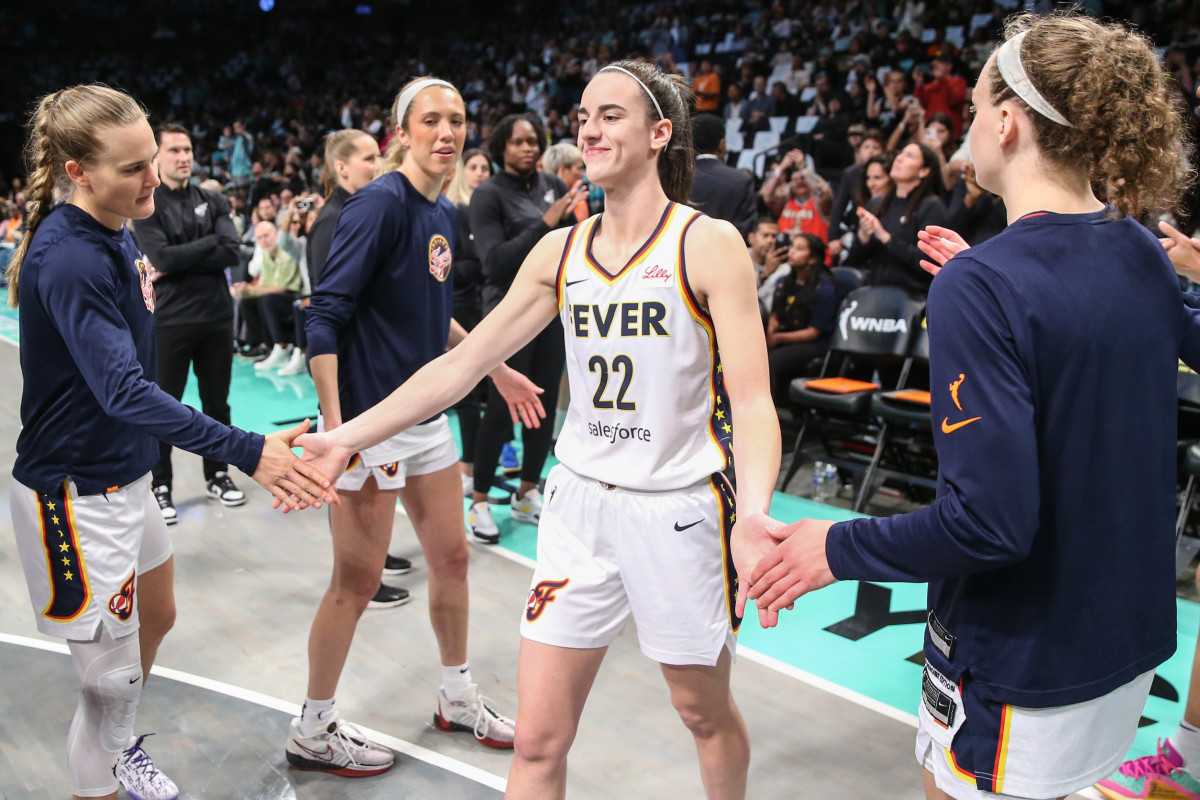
[383,555,412,575]
[367,583,410,609]
[205,472,246,507]
[153,485,177,526]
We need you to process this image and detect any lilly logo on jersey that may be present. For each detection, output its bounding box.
[641,263,673,286]
[526,578,569,622]
[135,257,156,313]
[428,234,452,282]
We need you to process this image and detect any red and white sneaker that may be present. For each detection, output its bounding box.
[285,714,395,777]
[434,685,515,749]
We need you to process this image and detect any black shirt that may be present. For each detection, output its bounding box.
[846,192,948,297]
[132,183,238,325]
[306,185,349,290]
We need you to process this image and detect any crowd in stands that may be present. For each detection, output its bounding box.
[3,0,1200,483]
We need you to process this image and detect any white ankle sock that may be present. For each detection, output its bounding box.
[299,696,336,737]
[1175,720,1200,772]
[442,663,472,701]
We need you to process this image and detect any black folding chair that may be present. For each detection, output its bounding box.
[779,286,926,494]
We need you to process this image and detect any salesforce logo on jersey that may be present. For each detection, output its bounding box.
[586,420,653,443]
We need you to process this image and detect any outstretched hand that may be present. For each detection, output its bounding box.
[745,517,838,626]
[272,430,354,513]
[1159,220,1200,283]
[731,511,786,629]
[916,225,970,276]
[490,365,546,428]
[253,419,338,512]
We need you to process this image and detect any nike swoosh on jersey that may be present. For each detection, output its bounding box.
[940,416,981,434]
[565,278,589,287]
[674,519,703,531]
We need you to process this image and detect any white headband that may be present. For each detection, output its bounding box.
[394,79,456,126]
[598,66,664,120]
[996,31,1073,128]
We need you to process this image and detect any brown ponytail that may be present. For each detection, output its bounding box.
[599,60,696,203]
[320,128,373,200]
[987,13,1193,218]
[6,85,146,308]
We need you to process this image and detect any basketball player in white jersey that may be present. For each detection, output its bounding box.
[291,59,782,799]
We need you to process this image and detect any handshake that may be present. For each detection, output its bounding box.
[731,513,839,630]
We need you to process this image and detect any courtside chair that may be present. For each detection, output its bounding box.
[854,322,936,512]
[779,286,925,494]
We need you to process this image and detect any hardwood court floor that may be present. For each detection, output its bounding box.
[0,339,1089,799]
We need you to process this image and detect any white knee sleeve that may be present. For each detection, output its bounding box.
[67,629,142,796]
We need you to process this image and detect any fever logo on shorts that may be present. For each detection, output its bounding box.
[526,579,569,622]
[380,462,400,478]
[135,258,156,313]
[428,234,452,282]
[108,570,136,621]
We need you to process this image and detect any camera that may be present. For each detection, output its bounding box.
[296,199,313,212]
[774,232,791,251]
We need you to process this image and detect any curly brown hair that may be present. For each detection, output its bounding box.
[987,13,1193,219]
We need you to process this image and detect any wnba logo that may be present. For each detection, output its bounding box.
[108,571,136,621]
[526,579,569,622]
[428,235,452,282]
[135,258,156,313]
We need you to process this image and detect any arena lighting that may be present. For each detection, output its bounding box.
[356,4,372,13]
[259,0,274,11]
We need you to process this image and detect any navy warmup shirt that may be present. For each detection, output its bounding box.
[826,208,1200,707]
[306,171,456,423]
[14,204,263,496]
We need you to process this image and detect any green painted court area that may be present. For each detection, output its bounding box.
[31,348,1200,762]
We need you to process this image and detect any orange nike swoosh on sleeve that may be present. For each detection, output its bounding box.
[941,417,982,434]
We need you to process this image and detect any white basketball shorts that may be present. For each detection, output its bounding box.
[11,473,173,640]
[319,415,459,491]
[520,464,740,666]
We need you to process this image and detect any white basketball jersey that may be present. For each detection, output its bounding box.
[553,202,732,491]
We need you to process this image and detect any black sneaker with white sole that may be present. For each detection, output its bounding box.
[205,472,246,507]
[153,485,177,526]
[383,555,412,575]
[367,583,410,609]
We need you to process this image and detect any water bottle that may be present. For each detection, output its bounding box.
[824,463,839,501]
[811,461,826,501]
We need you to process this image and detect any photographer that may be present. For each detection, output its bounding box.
[747,217,791,319]
[760,149,835,258]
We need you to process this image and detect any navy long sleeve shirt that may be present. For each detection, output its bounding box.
[305,171,455,423]
[827,208,1197,707]
[14,205,262,496]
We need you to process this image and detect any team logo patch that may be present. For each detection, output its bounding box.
[380,462,400,478]
[428,234,452,282]
[108,570,136,621]
[526,578,569,622]
[135,258,156,313]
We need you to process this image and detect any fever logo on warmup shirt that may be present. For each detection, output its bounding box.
[135,258,156,313]
[526,579,569,622]
[427,234,452,282]
[108,570,136,621]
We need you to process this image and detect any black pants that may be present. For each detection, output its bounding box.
[451,304,485,465]
[473,318,564,494]
[240,293,296,346]
[153,319,234,487]
[768,340,829,406]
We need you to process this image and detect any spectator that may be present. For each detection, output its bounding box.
[747,216,790,317]
[766,233,838,404]
[743,75,775,132]
[693,59,720,113]
[945,162,1007,246]
[225,120,254,187]
[689,113,756,239]
[543,143,590,222]
[760,149,834,246]
[846,142,947,297]
[829,132,886,239]
[466,113,583,542]
[914,53,968,138]
[233,220,303,371]
[724,83,746,125]
[131,123,246,523]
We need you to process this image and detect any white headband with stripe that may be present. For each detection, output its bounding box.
[598,66,664,120]
[394,78,456,126]
[996,31,1073,128]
